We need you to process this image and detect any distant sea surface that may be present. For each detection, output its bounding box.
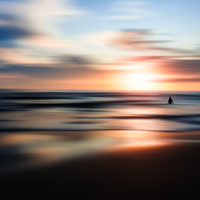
[1,90,200,174]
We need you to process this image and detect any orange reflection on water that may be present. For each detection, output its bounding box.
[122,130,169,147]
[0,133,55,145]
[123,106,179,116]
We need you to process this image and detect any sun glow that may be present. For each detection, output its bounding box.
[121,71,160,91]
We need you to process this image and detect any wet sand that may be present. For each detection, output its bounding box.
[1,142,200,200]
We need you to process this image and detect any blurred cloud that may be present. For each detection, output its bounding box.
[105,1,155,20]
[0,48,46,64]
[116,55,168,63]
[157,58,200,75]
[0,0,86,61]
[156,77,200,82]
[23,35,73,48]
[0,23,31,40]
[0,13,33,48]
[109,30,197,54]
[82,31,117,46]
[0,54,121,80]
[0,0,86,30]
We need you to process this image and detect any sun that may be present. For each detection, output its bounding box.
[120,71,160,91]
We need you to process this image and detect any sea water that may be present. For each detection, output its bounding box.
[0,90,200,174]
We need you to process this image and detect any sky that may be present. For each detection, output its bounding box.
[0,0,200,91]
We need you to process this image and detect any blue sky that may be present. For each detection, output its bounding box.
[50,0,200,59]
[63,0,200,41]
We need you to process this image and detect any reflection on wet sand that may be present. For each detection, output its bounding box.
[2,129,200,175]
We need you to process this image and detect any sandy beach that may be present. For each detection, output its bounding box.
[1,142,200,200]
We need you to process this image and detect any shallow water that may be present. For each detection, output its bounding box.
[0,90,200,174]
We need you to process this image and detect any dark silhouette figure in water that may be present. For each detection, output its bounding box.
[168,96,174,104]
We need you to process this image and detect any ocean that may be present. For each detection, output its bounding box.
[1,90,200,174]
